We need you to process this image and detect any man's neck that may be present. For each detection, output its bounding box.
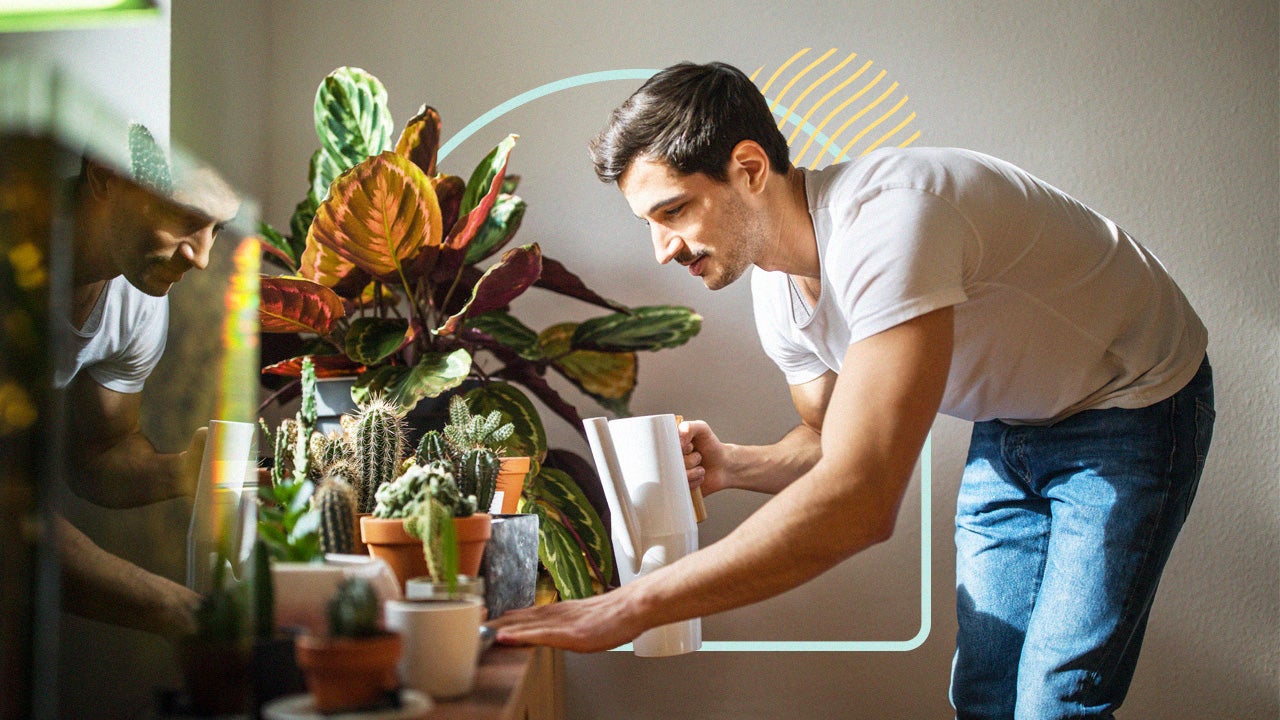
[757,167,819,278]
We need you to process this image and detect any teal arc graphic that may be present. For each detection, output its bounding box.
[441,68,931,652]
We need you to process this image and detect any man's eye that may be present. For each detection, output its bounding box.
[664,205,684,218]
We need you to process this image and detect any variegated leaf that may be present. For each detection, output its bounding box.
[571,305,702,352]
[307,151,443,284]
[259,276,345,334]
[466,311,540,359]
[435,243,542,336]
[297,230,359,292]
[394,105,441,176]
[463,193,526,264]
[539,323,636,412]
[524,465,613,590]
[534,256,629,313]
[344,317,412,365]
[351,365,408,406]
[463,382,547,462]
[528,500,594,600]
[313,67,394,174]
[308,146,347,205]
[386,348,472,412]
[261,354,363,379]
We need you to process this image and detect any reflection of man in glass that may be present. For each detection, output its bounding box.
[55,157,240,638]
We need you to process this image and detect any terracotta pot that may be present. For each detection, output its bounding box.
[453,513,492,578]
[352,511,372,555]
[494,456,531,514]
[360,516,426,591]
[294,632,402,714]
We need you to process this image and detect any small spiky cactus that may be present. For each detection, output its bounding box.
[326,578,381,638]
[442,395,514,456]
[352,397,405,514]
[316,469,357,556]
[318,431,353,473]
[456,447,500,514]
[415,429,450,466]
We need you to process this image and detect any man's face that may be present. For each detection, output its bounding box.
[107,167,240,297]
[619,158,768,291]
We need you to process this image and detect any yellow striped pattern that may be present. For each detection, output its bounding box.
[751,48,921,169]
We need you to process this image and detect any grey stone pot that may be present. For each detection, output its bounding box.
[479,513,539,620]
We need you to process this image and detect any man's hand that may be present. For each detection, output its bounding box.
[178,426,208,498]
[679,419,733,496]
[487,588,643,653]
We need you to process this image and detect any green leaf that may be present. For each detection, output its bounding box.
[467,311,541,360]
[344,317,412,365]
[539,323,636,414]
[459,135,518,218]
[464,194,526,264]
[529,501,594,600]
[528,467,613,587]
[351,365,408,406]
[463,383,547,461]
[571,306,702,352]
[308,147,347,205]
[313,67,395,175]
[258,221,297,270]
[386,348,472,412]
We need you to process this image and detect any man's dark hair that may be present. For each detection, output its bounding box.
[589,61,791,184]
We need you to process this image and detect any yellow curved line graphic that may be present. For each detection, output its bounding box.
[755,49,921,168]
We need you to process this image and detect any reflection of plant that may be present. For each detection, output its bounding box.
[257,66,701,601]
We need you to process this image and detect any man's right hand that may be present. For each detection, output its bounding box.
[678,419,733,496]
[177,426,208,498]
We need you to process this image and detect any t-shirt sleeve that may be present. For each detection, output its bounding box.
[87,294,168,394]
[828,187,970,344]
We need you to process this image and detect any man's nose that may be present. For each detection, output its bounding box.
[181,228,215,270]
[651,225,683,265]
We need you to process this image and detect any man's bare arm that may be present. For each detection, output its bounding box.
[65,374,203,508]
[490,306,953,651]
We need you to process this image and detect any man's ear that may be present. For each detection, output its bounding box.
[728,140,771,194]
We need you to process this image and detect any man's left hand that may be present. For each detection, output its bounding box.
[486,589,643,653]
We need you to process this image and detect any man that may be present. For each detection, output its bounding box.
[56,155,240,639]
[489,62,1214,719]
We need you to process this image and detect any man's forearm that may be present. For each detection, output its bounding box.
[57,517,198,639]
[724,423,823,494]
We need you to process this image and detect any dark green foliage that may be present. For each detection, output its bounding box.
[327,578,381,638]
[252,537,274,640]
[457,447,499,514]
[194,560,243,641]
[415,429,450,466]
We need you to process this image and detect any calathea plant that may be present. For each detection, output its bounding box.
[256,66,701,600]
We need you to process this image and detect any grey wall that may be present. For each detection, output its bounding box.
[182,1,1280,718]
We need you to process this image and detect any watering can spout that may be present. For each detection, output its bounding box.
[583,417,645,580]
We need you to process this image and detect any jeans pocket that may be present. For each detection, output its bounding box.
[1181,397,1216,525]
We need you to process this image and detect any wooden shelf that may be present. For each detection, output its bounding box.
[429,645,564,720]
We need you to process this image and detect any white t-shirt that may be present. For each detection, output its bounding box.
[752,147,1207,424]
[55,276,169,393]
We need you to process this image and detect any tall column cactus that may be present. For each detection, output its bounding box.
[353,397,405,514]
[316,465,358,556]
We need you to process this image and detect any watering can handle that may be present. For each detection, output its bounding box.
[675,416,709,524]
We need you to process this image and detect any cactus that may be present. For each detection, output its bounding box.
[415,429,451,466]
[128,122,172,195]
[292,358,319,482]
[405,495,458,584]
[456,447,500,514]
[442,395,514,456]
[326,578,381,638]
[352,397,405,514]
[318,431,353,473]
[316,473,357,556]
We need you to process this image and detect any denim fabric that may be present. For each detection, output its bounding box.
[951,357,1214,720]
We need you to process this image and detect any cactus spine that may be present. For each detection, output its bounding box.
[415,429,450,466]
[457,447,500,513]
[316,467,358,556]
[353,397,405,514]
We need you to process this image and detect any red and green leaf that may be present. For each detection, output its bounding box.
[539,323,636,415]
[463,193,526,264]
[394,105,441,177]
[306,151,443,284]
[261,354,363,379]
[259,276,346,335]
[446,134,517,256]
[385,348,472,412]
[571,306,703,352]
[534,256,629,313]
[435,243,542,336]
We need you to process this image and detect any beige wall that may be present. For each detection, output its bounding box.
[23,0,1276,717]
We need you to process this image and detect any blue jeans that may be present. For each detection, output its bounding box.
[951,357,1214,720]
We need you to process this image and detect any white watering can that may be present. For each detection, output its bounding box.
[583,414,702,657]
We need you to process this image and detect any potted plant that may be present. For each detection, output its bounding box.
[177,557,252,716]
[294,578,402,714]
[257,66,702,604]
